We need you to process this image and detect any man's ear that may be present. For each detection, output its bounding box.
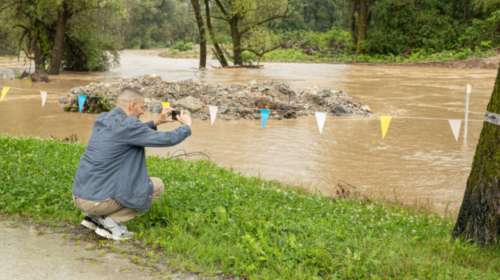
[128,101,136,112]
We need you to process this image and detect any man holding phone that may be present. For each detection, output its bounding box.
[72,87,192,240]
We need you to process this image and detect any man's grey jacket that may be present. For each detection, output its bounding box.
[72,107,191,212]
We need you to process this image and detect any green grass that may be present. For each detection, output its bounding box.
[2,135,500,279]
[159,49,201,58]
[257,47,499,64]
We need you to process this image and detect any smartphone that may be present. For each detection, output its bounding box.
[171,110,181,121]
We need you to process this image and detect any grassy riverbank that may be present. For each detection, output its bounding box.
[2,136,500,279]
[157,47,499,69]
[257,48,499,65]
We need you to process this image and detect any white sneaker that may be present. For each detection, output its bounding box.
[81,214,102,230]
[95,218,134,240]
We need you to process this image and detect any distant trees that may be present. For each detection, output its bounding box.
[121,0,198,49]
[1,0,499,71]
[357,0,500,55]
[0,0,123,74]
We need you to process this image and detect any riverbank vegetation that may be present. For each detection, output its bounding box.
[1,0,500,71]
[2,135,500,279]
[185,0,500,66]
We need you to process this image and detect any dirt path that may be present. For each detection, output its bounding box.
[0,221,196,280]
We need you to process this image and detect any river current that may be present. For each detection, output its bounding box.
[0,49,497,213]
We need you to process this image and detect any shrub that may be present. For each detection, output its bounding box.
[184,42,195,50]
[172,41,186,51]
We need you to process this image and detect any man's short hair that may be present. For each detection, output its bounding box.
[117,87,144,108]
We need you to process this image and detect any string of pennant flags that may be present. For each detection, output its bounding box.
[0,85,486,141]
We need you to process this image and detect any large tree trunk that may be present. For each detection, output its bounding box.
[453,63,500,246]
[48,3,67,75]
[229,16,242,65]
[191,0,207,69]
[356,0,367,55]
[205,0,228,67]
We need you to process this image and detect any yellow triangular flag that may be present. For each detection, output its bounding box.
[380,116,392,139]
[1,87,10,102]
[162,102,170,110]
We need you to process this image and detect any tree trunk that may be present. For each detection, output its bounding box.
[463,0,467,23]
[48,3,67,75]
[34,39,43,71]
[349,0,360,47]
[356,0,367,55]
[453,63,500,246]
[230,16,242,65]
[191,0,207,69]
[205,0,228,67]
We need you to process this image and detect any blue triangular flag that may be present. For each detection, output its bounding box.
[78,94,87,113]
[260,109,269,129]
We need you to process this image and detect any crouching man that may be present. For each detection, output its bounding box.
[72,87,192,240]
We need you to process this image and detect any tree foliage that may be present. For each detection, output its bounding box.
[209,0,301,65]
[121,0,198,49]
[1,0,499,70]
[0,0,123,72]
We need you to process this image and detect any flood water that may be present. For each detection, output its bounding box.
[0,49,497,213]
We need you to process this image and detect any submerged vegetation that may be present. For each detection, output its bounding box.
[2,136,500,278]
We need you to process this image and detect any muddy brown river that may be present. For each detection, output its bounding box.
[0,49,497,214]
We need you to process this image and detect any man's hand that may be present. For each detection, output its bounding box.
[154,107,175,127]
[177,110,192,127]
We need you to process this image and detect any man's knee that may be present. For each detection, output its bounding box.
[150,177,165,201]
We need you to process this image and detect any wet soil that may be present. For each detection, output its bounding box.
[0,219,201,280]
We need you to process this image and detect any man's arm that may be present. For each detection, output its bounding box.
[127,118,192,147]
[144,121,157,131]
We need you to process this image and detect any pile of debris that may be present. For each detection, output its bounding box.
[1,69,49,82]
[60,74,372,120]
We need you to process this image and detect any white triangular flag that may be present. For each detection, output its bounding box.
[40,91,47,107]
[448,119,461,141]
[209,106,218,125]
[315,112,326,134]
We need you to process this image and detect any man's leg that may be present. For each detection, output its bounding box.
[73,178,164,240]
[108,177,165,223]
[73,196,124,230]
[73,196,124,216]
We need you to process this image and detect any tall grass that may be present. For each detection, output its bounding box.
[1,136,500,279]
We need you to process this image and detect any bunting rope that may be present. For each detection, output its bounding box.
[0,85,488,121]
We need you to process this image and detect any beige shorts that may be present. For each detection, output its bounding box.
[73,177,164,223]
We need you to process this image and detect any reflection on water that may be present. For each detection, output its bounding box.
[0,49,497,213]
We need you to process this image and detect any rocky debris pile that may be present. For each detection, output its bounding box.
[27,69,50,82]
[1,69,20,79]
[60,89,114,114]
[64,74,372,120]
[0,69,49,82]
